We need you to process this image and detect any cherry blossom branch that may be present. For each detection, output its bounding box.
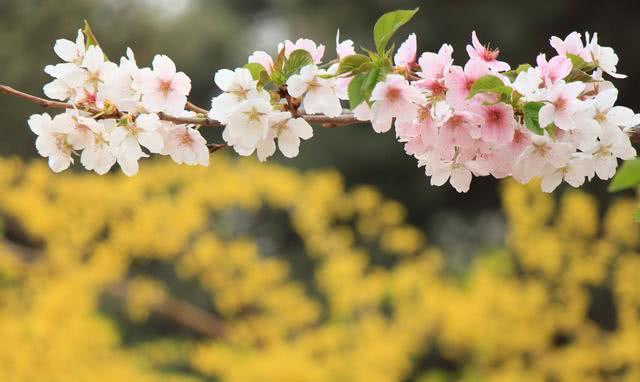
[1,84,364,130]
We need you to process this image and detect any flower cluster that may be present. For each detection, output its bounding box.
[21,10,639,192]
[370,30,640,192]
[32,29,208,175]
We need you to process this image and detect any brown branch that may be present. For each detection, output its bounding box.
[207,143,229,153]
[2,238,226,338]
[157,111,223,127]
[1,84,102,114]
[1,84,364,129]
[107,283,225,338]
[186,101,209,115]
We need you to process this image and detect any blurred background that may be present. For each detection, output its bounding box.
[1,1,639,381]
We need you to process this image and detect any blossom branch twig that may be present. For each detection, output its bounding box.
[1,84,364,129]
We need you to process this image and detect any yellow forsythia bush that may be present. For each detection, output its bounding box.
[0,157,638,382]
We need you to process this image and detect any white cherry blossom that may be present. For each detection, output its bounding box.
[135,55,191,114]
[210,68,270,123]
[286,65,342,117]
[164,126,209,166]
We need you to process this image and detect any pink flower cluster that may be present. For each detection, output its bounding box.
[339,31,638,192]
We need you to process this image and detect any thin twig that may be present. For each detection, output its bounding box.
[207,143,229,153]
[1,84,363,128]
[186,101,209,115]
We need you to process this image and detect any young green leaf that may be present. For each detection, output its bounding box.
[565,68,596,83]
[468,75,512,99]
[243,63,270,87]
[609,158,640,192]
[273,47,287,72]
[244,63,267,80]
[82,20,108,60]
[522,101,545,135]
[83,20,100,48]
[337,54,372,75]
[360,66,385,102]
[373,8,419,54]
[282,49,314,78]
[348,73,367,109]
[502,64,533,82]
[566,54,589,71]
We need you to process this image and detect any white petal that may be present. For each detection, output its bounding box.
[286,75,308,97]
[278,129,301,158]
[256,137,276,162]
[214,69,236,91]
[539,104,555,129]
[152,55,177,80]
[288,118,313,140]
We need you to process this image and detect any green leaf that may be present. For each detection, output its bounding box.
[565,68,596,83]
[82,20,108,60]
[337,54,372,75]
[243,63,270,88]
[468,75,512,99]
[522,102,545,135]
[348,73,367,109]
[244,63,267,81]
[634,209,640,223]
[361,66,385,102]
[83,20,100,47]
[282,49,314,78]
[373,8,419,54]
[503,63,533,82]
[609,158,640,192]
[273,47,286,72]
[567,54,589,71]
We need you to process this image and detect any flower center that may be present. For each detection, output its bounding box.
[553,97,567,110]
[180,130,193,146]
[533,142,550,156]
[487,109,502,123]
[595,111,608,122]
[55,134,73,153]
[594,144,612,157]
[482,46,500,61]
[245,107,265,122]
[386,87,402,101]
[159,80,173,96]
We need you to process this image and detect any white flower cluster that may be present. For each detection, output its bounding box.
[32,30,208,175]
[209,67,313,161]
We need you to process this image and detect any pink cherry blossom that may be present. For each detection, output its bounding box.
[335,30,355,60]
[550,32,590,61]
[417,44,453,82]
[278,38,325,64]
[164,126,209,166]
[539,81,585,130]
[248,51,274,74]
[472,102,517,145]
[394,34,417,70]
[536,53,572,85]
[437,112,480,160]
[369,74,425,133]
[135,55,191,114]
[444,60,490,108]
[466,31,510,72]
